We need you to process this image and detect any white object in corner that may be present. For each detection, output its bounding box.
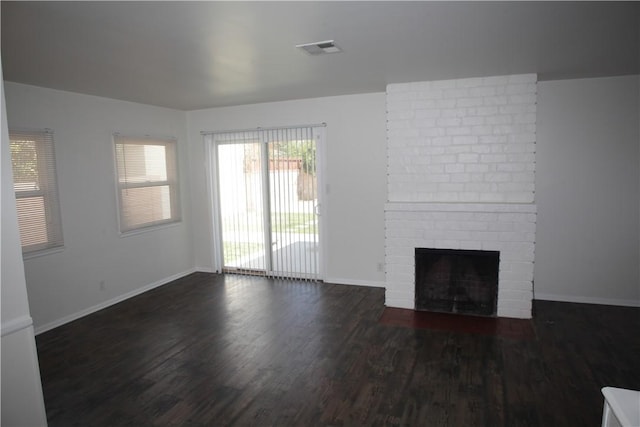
[601,387,640,427]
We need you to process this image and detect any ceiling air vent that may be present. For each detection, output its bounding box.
[296,40,342,55]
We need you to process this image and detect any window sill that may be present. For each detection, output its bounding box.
[23,246,65,260]
[119,220,182,238]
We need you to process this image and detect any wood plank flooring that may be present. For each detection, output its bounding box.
[36,273,640,426]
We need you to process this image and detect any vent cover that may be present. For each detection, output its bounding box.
[296,40,342,55]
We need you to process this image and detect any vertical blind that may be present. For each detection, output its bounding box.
[9,129,64,253]
[211,126,321,281]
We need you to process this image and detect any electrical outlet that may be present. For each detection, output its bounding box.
[99,280,105,291]
[377,262,384,272]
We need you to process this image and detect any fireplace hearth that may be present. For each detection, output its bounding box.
[415,248,499,317]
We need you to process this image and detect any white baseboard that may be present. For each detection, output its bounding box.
[535,293,640,308]
[1,315,34,337]
[34,268,197,335]
[194,266,218,273]
[323,277,386,288]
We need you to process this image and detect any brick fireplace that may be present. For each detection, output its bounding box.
[384,74,537,319]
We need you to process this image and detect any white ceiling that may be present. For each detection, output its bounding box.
[2,1,638,111]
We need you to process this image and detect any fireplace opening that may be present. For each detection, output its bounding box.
[415,248,499,317]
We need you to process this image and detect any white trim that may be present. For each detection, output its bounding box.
[323,277,386,288]
[34,268,197,335]
[195,266,218,273]
[535,293,640,308]
[118,220,182,238]
[1,315,34,337]
[201,123,327,136]
[23,245,65,260]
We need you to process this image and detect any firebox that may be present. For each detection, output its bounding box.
[415,248,499,317]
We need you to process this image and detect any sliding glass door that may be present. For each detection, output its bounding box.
[210,126,323,280]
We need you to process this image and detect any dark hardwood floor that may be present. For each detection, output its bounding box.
[36,273,640,426]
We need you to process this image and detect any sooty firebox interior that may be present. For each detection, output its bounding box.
[415,248,499,317]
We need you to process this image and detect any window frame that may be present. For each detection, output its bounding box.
[9,128,65,255]
[113,134,181,234]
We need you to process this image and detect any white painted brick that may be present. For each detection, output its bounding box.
[452,135,477,145]
[459,241,483,250]
[411,99,438,109]
[469,86,497,97]
[471,125,494,136]
[420,127,447,137]
[416,109,441,119]
[499,280,533,292]
[499,289,533,302]
[445,163,465,174]
[443,88,469,98]
[465,164,490,173]
[414,118,437,128]
[512,172,535,183]
[451,173,471,183]
[497,295,533,311]
[434,240,460,249]
[485,172,511,182]
[436,99,457,108]
[431,79,457,89]
[457,97,484,107]
[431,154,457,164]
[462,116,485,126]
[484,96,508,106]
[445,145,471,154]
[482,76,510,86]
[441,108,466,118]
[509,93,537,105]
[437,183,465,193]
[514,113,537,124]
[486,115,512,125]
[456,77,484,88]
[479,193,505,203]
[475,106,499,116]
[500,104,537,115]
[409,81,433,92]
[480,135,508,144]
[458,153,479,163]
[431,136,452,146]
[506,83,536,95]
[437,117,462,127]
[458,192,481,201]
[446,127,472,136]
[417,90,444,100]
[471,145,491,154]
[429,174,451,183]
[480,154,507,163]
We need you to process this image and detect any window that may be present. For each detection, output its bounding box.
[114,134,180,233]
[9,129,64,254]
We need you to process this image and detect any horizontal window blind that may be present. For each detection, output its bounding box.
[9,129,64,253]
[114,135,180,233]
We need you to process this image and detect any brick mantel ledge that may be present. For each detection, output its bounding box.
[385,202,536,214]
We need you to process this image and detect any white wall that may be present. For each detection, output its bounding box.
[535,75,640,306]
[186,93,387,286]
[4,83,194,332]
[1,72,48,424]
